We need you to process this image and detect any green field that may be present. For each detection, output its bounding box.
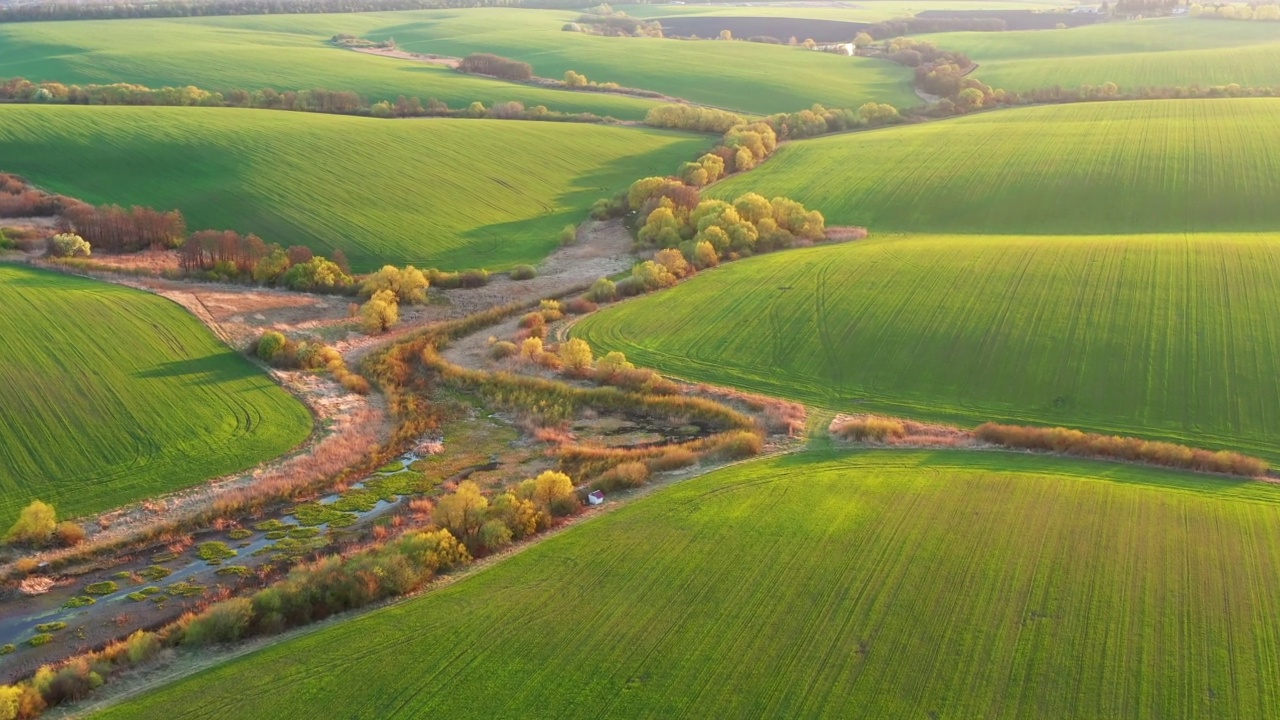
[97,450,1280,718]
[708,99,1280,235]
[0,9,917,116]
[0,265,311,528]
[0,105,705,271]
[0,14,659,119]
[919,18,1280,92]
[576,233,1280,459]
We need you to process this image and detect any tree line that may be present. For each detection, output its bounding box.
[0,76,616,124]
[643,101,901,140]
[0,0,534,23]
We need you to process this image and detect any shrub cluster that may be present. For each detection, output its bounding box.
[181,232,354,292]
[0,76,613,125]
[643,104,746,134]
[573,7,665,37]
[975,423,1270,477]
[43,233,90,258]
[631,185,826,267]
[456,53,534,81]
[434,474,578,554]
[5,501,84,548]
[255,331,370,394]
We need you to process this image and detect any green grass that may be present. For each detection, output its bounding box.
[0,14,659,119]
[0,265,311,528]
[918,18,1280,91]
[0,9,917,115]
[710,98,1280,235]
[0,105,705,271]
[576,233,1280,460]
[96,450,1280,718]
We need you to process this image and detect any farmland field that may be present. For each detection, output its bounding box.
[97,450,1280,719]
[575,234,1280,460]
[0,14,660,119]
[0,105,705,271]
[708,99,1280,235]
[918,18,1280,91]
[0,265,311,528]
[0,9,918,116]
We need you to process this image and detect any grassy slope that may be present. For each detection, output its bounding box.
[97,450,1280,719]
[918,18,1280,91]
[708,99,1280,235]
[0,14,659,119]
[0,105,705,271]
[0,9,917,116]
[575,234,1280,460]
[0,265,311,527]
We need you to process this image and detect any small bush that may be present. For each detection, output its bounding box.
[45,232,90,258]
[585,277,616,303]
[6,500,57,546]
[460,269,490,288]
[255,331,287,362]
[832,416,907,442]
[595,461,650,491]
[1,644,14,654]
[54,521,85,547]
[83,581,118,596]
[125,630,161,665]
[28,633,53,647]
[64,596,95,609]
[489,341,519,360]
[649,446,697,472]
[228,528,253,540]
[559,224,577,245]
[708,430,764,460]
[34,622,66,633]
[198,541,237,563]
[509,264,536,280]
[565,297,597,315]
[183,597,254,646]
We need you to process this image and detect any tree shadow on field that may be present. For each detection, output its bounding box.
[134,354,261,387]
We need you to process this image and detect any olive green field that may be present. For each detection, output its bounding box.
[0,265,311,528]
[96,451,1280,719]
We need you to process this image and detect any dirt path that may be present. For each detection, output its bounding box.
[340,218,636,365]
[349,46,461,68]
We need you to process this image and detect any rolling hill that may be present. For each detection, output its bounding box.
[0,105,706,271]
[96,450,1280,718]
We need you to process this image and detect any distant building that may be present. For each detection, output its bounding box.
[588,490,605,505]
[814,42,855,56]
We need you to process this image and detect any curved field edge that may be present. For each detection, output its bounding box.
[706,98,1280,237]
[574,233,1280,461]
[96,449,1280,718]
[0,105,708,272]
[0,264,312,527]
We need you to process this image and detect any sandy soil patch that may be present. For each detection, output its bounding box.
[350,46,461,68]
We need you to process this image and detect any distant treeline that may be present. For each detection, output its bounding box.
[0,0,603,23]
[0,76,615,123]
